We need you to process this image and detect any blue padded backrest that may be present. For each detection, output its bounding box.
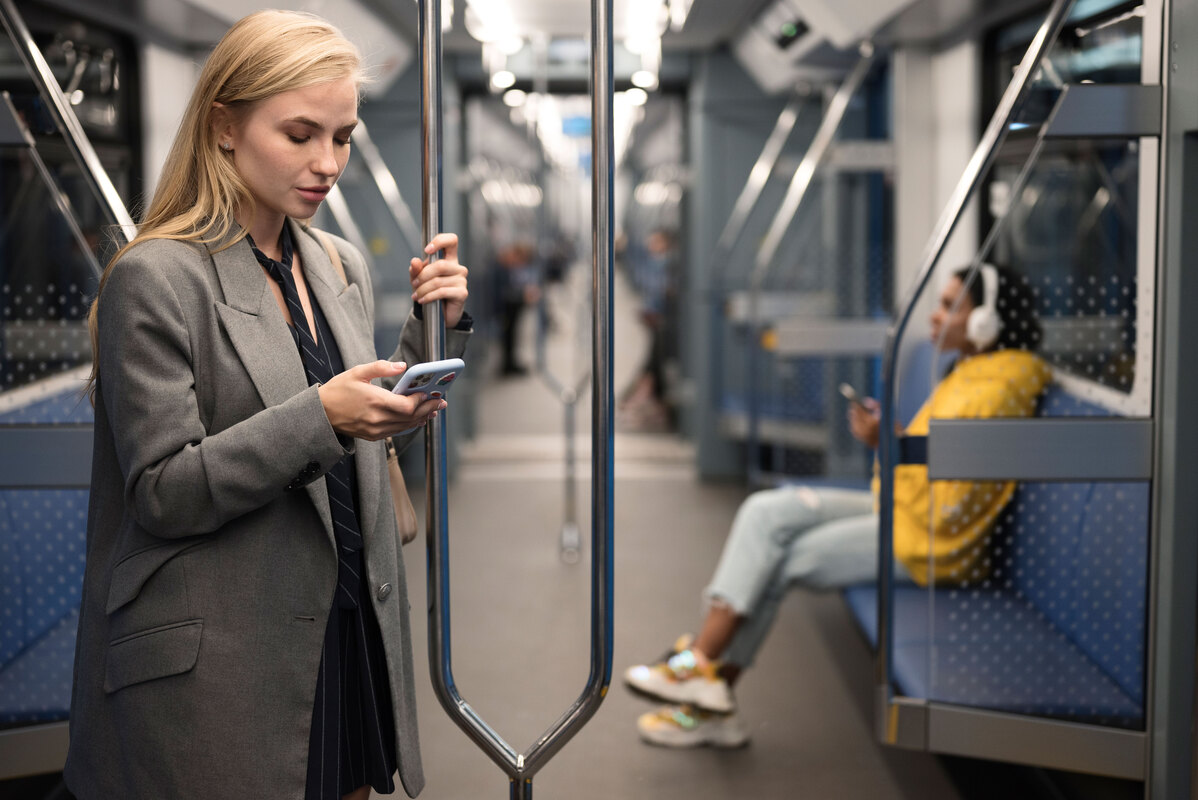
[0,490,89,668]
[0,391,93,668]
[1070,482,1148,705]
[1004,382,1148,706]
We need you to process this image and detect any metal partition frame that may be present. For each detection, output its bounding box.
[419,0,615,796]
[1147,0,1198,795]
[0,0,136,780]
[740,46,879,484]
[0,0,135,242]
[875,0,1167,781]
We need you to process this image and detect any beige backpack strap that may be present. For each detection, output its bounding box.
[310,228,348,287]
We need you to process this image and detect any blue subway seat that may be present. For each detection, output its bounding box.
[0,388,94,726]
[843,381,1147,729]
[0,608,78,724]
[0,389,95,424]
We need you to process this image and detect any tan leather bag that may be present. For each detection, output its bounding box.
[311,228,419,545]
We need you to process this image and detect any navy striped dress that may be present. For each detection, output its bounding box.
[248,231,398,800]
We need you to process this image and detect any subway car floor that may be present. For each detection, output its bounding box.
[394,265,966,799]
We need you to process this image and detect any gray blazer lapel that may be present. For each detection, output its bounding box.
[291,220,383,540]
[209,230,335,542]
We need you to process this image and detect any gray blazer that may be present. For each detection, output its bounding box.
[64,219,469,799]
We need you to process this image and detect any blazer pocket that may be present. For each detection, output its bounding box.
[105,619,203,693]
[106,539,207,614]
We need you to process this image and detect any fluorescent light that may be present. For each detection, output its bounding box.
[631,70,659,90]
[623,88,648,106]
[503,89,528,107]
[668,0,694,31]
[498,35,525,55]
[491,70,517,90]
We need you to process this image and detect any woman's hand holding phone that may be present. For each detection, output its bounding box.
[842,383,882,450]
[318,360,445,441]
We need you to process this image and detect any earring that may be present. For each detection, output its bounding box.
[220,141,232,151]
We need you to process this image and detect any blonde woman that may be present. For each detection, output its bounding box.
[65,11,469,799]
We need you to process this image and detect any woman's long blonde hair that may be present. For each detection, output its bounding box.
[85,9,362,399]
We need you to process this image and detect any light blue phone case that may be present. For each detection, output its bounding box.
[392,358,465,399]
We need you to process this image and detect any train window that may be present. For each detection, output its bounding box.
[0,143,101,395]
[994,1,1143,92]
[988,139,1142,403]
[980,1,1150,415]
[0,6,139,254]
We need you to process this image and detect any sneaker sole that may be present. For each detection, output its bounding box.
[622,666,736,714]
[636,720,750,749]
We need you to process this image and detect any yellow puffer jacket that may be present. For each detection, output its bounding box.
[873,349,1052,586]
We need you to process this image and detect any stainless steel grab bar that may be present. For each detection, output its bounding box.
[324,185,375,265]
[713,93,806,266]
[750,43,877,292]
[742,45,876,484]
[874,0,1076,732]
[419,0,615,795]
[0,0,136,243]
[352,121,425,254]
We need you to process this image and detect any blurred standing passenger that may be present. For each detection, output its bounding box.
[495,241,540,376]
[66,11,472,800]
[619,228,677,430]
[624,265,1048,747]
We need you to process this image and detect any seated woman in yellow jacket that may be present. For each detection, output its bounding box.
[624,264,1051,748]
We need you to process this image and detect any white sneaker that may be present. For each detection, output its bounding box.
[623,637,736,714]
[636,705,750,749]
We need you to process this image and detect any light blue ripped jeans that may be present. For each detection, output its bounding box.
[705,486,912,670]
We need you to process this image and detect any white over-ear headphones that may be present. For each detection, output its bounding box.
[966,264,1002,350]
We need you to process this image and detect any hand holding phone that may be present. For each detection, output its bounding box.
[391,358,464,434]
[842,383,881,449]
[839,382,864,408]
[391,358,465,400]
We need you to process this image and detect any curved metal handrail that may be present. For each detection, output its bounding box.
[874,0,1076,720]
[419,0,614,795]
[743,45,876,484]
[351,121,425,254]
[534,272,592,564]
[323,185,375,265]
[749,43,877,294]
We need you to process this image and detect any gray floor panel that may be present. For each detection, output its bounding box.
[395,473,962,799]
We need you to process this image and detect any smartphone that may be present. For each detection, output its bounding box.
[392,358,465,400]
[839,382,865,408]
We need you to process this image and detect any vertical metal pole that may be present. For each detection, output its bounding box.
[561,392,581,563]
[589,9,616,760]
[417,0,614,793]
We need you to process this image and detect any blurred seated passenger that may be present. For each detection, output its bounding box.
[624,264,1049,748]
